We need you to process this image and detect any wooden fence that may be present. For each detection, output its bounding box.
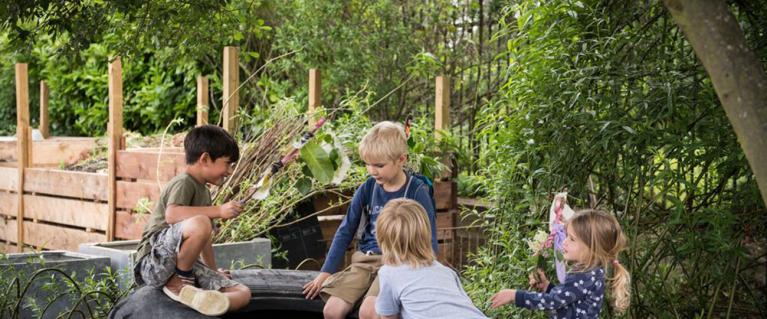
[0,48,463,268]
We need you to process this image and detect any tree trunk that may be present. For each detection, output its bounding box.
[664,0,767,206]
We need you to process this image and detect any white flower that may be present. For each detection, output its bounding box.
[526,230,549,253]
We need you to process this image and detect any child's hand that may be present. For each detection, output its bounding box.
[218,201,243,219]
[528,268,549,291]
[302,272,330,300]
[217,268,232,279]
[490,289,516,309]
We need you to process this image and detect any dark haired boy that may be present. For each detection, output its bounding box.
[134,125,250,316]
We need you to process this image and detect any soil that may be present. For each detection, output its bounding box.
[62,131,187,173]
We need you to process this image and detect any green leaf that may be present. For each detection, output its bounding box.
[329,148,340,170]
[622,125,636,134]
[300,140,335,184]
[296,177,312,195]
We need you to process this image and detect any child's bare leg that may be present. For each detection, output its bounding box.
[358,296,378,319]
[323,296,354,319]
[177,215,213,270]
[221,284,250,311]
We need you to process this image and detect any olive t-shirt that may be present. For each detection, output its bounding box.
[135,173,211,262]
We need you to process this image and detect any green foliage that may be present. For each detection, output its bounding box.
[2,0,503,137]
[301,140,335,184]
[0,254,128,318]
[462,1,766,317]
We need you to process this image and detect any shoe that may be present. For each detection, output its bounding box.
[163,285,230,316]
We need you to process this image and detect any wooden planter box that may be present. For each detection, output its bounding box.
[1,251,111,319]
[0,137,98,167]
[0,167,108,251]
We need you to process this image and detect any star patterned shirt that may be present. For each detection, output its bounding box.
[515,268,605,319]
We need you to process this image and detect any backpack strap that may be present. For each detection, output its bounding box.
[355,173,415,240]
[354,177,377,240]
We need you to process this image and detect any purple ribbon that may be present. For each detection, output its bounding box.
[552,222,567,283]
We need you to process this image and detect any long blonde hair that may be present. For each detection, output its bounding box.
[375,198,435,268]
[568,209,631,313]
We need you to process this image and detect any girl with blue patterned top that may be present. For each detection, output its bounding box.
[490,210,631,318]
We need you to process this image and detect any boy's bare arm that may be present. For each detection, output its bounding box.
[165,201,241,224]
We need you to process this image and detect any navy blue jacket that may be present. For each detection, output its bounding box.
[320,174,438,273]
[515,268,606,319]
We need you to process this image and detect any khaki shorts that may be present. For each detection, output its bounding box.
[320,251,383,305]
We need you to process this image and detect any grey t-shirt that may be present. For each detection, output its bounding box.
[376,261,488,319]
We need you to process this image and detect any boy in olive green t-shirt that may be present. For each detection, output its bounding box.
[133,125,250,316]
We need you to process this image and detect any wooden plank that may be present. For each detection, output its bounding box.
[125,147,184,153]
[319,218,342,244]
[436,211,455,229]
[116,150,186,181]
[16,63,30,252]
[22,221,106,251]
[0,192,18,217]
[435,76,450,136]
[0,138,97,166]
[115,210,149,240]
[0,167,18,192]
[116,180,161,210]
[108,56,124,241]
[437,240,454,266]
[222,46,239,133]
[308,69,321,126]
[0,218,17,243]
[33,138,96,166]
[0,140,14,162]
[434,76,451,180]
[23,194,109,231]
[197,75,209,126]
[434,181,457,210]
[24,168,108,201]
[39,80,49,138]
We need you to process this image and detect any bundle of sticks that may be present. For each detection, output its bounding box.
[212,107,329,242]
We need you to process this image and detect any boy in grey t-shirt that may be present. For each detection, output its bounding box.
[374,199,488,319]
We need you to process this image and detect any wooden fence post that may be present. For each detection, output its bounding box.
[39,81,49,139]
[222,47,239,133]
[435,75,451,180]
[15,63,30,252]
[434,75,457,265]
[308,69,321,126]
[197,75,209,127]
[107,57,124,242]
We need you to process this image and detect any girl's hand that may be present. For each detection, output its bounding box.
[528,268,549,291]
[490,289,516,309]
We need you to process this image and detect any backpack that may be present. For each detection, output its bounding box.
[354,171,435,239]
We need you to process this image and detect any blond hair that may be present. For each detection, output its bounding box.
[567,209,631,313]
[358,121,408,162]
[376,199,435,268]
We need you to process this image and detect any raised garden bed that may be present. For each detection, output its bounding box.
[1,251,111,319]
[79,238,271,288]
